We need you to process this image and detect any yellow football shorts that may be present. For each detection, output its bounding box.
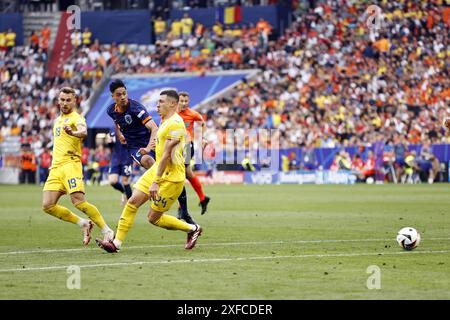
[43,161,85,194]
[134,168,184,212]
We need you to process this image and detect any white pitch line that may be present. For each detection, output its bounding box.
[0,250,449,273]
[1,238,450,256]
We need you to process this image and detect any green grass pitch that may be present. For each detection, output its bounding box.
[0,184,449,299]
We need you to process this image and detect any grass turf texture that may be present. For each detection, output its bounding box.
[0,184,449,299]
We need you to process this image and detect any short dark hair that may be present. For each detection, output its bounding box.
[178,91,189,98]
[160,89,179,103]
[60,87,76,96]
[109,79,126,93]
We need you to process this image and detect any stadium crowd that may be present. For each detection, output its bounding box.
[1,0,449,184]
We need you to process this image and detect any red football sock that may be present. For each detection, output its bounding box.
[188,175,205,202]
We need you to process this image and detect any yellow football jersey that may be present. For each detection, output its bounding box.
[154,113,187,182]
[51,110,86,169]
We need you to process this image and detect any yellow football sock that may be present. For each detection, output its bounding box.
[153,214,192,232]
[43,204,80,224]
[116,203,138,242]
[75,201,106,229]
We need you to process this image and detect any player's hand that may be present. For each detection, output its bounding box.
[138,147,150,155]
[149,139,156,150]
[63,125,73,136]
[148,182,160,201]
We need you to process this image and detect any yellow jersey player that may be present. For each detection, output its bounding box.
[42,87,114,245]
[96,89,202,253]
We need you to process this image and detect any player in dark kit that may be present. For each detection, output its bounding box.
[107,80,195,224]
[107,129,133,205]
[106,79,158,169]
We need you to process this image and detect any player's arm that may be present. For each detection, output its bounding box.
[139,119,158,154]
[145,119,158,150]
[64,121,87,139]
[193,111,207,147]
[148,138,180,201]
[115,124,126,144]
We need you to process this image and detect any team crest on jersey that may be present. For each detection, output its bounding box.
[124,114,132,124]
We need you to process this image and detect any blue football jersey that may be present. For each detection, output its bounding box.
[109,130,130,164]
[106,99,152,149]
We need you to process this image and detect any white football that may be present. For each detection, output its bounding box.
[396,227,421,250]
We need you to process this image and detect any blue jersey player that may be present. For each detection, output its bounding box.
[107,79,158,169]
[107,80,196,225]
[107,129,133,204]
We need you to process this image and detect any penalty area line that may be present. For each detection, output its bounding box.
[0,250,449,273]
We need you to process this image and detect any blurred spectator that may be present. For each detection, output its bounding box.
[82,27,92,47]
[40,24,51,53]
[81,145,89,181]
[418,140,440,184]
[39,146,51,185]
[181,13,194,40]
[281,154,289,172]
[19,143,36,184]
[393,134,408,183]
[94,144,110,184]
[362,151,376,181]
[382,139,396,183]
[403,150,420,184]
[154,16,167,41]
[171,19,183,38]
[241,153,256,171]
[71,30,82,48]
[0,31,5,52]
[331,150,351,171]
[29,30,40,51]
[5,29,16,52]
[300,145,318,170]
[194,22,205,39]
[288,151,299,170]
[351,154,365,182]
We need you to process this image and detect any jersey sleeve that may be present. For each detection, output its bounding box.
[193,110,204,122]
[76,114,87,127]
[166,120,186,141]
[133,104,152,125]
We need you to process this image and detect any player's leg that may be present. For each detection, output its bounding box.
[121,163,133,200]
[109,162,127,205]
[95,166,152,253]
[130,147,155,170]
[186,165,210,215]
[186,142,210,214]
[42,190,82,224]
[141,154,155,169]
[177,186,196,224]
[70,191,113,241]
[176,143,194,223]
[148,180,202,249]
[42,167,94,245]
[96,189,149,253]
[109,172,125,195]
[64,162,113,240]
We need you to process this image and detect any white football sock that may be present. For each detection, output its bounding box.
[113,239,122,249]
[77,218,89,227]
[101,225,113,234]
